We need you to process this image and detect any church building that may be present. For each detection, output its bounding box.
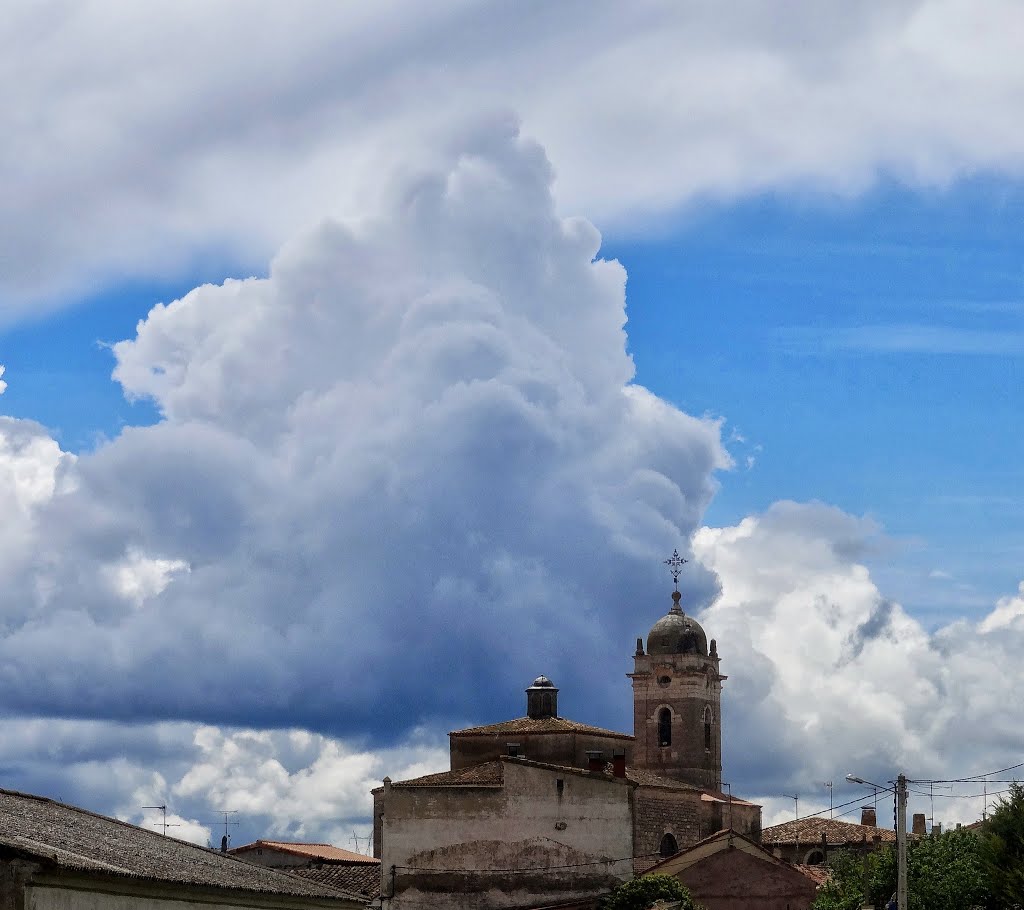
[373,559,761,909]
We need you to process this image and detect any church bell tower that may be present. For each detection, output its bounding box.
[628,550,725,790]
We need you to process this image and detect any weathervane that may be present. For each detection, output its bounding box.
[663,548,687,592]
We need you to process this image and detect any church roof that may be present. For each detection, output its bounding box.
[391,760,506,788]
[450,715,634,739]
[761,816,897,846]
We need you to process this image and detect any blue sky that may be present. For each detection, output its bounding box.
[3,1,1024,845]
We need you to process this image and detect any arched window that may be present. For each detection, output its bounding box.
[704,706,713,751]
[805,849,825,866]
[659,833,678,857]
[658,708,672,747]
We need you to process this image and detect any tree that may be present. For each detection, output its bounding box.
[813,828,992,910]
[980,782,1024,909]
[601,873,699,910]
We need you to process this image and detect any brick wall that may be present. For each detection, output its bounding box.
[633,788,702,872]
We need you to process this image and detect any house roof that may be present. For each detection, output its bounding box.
[230,840,377,865]
[450,715,634,740]
[0,788,360,902]
[292,863,381,898]
[761,816,897,845]
[646,827,826,886]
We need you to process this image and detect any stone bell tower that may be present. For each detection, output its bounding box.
[628,550,725,790]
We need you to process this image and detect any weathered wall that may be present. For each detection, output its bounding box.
[450,732,633,771]
[380,761,634,910]
[677,848,818,910]
[698,799,761,843]
[632,788,701,872]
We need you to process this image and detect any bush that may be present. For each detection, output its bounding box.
[601,873,698,910]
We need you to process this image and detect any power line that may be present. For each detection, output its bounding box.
[911,760,1024,784]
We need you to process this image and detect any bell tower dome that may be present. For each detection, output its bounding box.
[628,551,725,789]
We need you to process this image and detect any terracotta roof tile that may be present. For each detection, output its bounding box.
[625,769,702,791]
[0,788,359,901]
[393,760,505,787]
[231,841,376,864]
[762,817,896,845]
[794,864,832,885]
[292,862,381,898]
[450,716,633,740]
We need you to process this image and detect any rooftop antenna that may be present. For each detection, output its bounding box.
[142,804,181,837]
[784,793,799,821]
[824,781,833,818]
[350,831,371,856]
[196,810,240,849]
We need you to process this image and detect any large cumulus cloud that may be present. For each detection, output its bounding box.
[7,1,1024,317]
[0,121,728,741]
[694,500,1024,828]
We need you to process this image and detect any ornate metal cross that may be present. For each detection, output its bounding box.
[663,548,687,590]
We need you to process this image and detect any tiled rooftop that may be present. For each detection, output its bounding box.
[0,788,359,901]
[392,760,505,787]
[292,862,381,898]
[231,840,377,864]
[450,716,634,739]
[762,816,897,845]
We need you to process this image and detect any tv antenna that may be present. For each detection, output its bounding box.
[142,804,181,837]
[783,793,799,821]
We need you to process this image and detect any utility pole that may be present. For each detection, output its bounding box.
[896,773,908,910]
[824,781,833,818]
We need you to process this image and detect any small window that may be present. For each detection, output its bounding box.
[556,778,564,797]
[704,707,713,751]
[658,708,672,747]
[805,849,825,865]
[659,833,678,857]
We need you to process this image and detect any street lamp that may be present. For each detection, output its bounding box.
[847,773,908,910]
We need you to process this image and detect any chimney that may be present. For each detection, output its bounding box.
[612,750,626,778]
[861,807,877,827]
[220,835,228,853]
[586,751,605,773]
[912,813,927,836]
[932,823,942,835]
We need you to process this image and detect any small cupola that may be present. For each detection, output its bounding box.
[526,675,558,719]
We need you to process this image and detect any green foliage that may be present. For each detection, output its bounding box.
[812,828,993,910]
[813,846,895,910]
[980,782,1024,909]
[601,873,698,910]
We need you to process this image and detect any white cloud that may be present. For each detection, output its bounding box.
[0,365,6,395]
[0,714,443,846]
[103,547,190,608]
[6,1,1024,318]
[694,501,1024,829]
[978,582,1024,633]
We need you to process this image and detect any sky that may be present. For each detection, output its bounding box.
[2,0,1024,848]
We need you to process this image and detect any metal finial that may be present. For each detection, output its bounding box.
[663,548,687,591]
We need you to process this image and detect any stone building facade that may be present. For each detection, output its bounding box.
[374,584,762,908]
